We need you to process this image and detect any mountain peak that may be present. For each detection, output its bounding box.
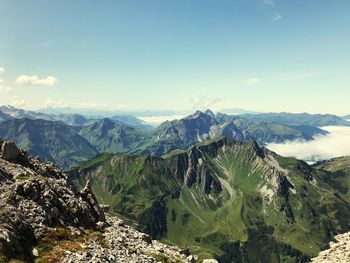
[204,109,215,117]
[186,110,204,119]
[185,109,216,121]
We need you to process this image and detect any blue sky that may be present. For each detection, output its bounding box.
[0,0,349,114]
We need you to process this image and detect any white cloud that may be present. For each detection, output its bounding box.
[272,11,283,22]
[262,1,283,22]
[138,115,186,126]
[0,77,12,93]
[191,96,222,111]
[16,75,59,86]
[266,126,350,163]
[0,85,12,93]
[45,98,66,107]
[244,78,262,86]
[0,67,5,75]
[10,98,27,108]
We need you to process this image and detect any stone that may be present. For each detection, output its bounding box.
[96,221,107,230]
[180,247,191,256]
[141,233,152,244]
[187,255,197,263]
[32,248,39,257]
[0,141,21,161]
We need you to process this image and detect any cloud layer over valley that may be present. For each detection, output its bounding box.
[267,126,350,163]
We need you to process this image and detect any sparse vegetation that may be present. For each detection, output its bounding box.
[33,227,107,263]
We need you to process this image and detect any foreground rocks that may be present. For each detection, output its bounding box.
[63,214,198,263]
[0,139,105,261]
[0,140,201,262]
[311,232,350,263]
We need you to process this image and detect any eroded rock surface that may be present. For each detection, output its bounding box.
[0,140,105,260]
[311,232,350,263]
[63,215,199,263]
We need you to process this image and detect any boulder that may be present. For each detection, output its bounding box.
[180,247,191,256]
[0,141,21,161]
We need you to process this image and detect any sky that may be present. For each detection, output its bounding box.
[0,0,349,114]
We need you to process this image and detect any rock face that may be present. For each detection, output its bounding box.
[0,140,21,161]
[0,140,199,263]
[0,140,105,261]
[311,232,350,262]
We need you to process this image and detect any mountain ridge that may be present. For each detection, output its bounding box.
[0,106,345,171]
[69,136,350,262]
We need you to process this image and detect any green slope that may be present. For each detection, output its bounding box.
[0,118,99,169]
[69,138,350,262]
[79,118,151,153]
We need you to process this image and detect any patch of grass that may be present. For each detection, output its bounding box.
[150,253,183,263]
[15,175,31,180]
[33,227,108,262]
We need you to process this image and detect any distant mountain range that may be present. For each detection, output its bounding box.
[69,137,350,262]
[0,106,348,169]
[0,118,99,169]
[0,105,152,129]
[240,112,350,127]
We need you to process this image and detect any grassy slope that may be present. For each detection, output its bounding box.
[69,139,350,262]
[0,119,98,169]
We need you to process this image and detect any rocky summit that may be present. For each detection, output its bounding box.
[0,140,200,263]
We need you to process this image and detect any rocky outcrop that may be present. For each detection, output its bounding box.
[0,140,105,261]
[311,232,350,262]
[63,215,199,263]
[0,140,21,161]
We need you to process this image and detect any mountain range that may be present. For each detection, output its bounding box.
[69,137,350,262]
[0,105,152,129]
[1,105,350,262]
[0,106,348,169]
[240,112,350,127]
[0,118,99,169]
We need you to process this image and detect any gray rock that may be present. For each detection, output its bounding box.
[187,255,197,263]
[180,247,191,256]
[0,140,106,260]
[141,233,152,244]
[0,141,21,161]
[96,221,107,230]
